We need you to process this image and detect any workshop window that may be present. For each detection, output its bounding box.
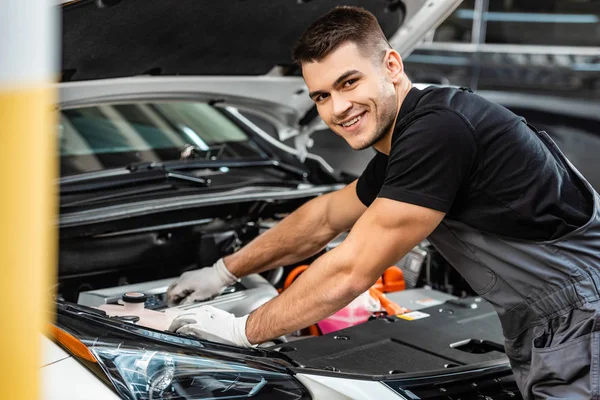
[484,0,600,47]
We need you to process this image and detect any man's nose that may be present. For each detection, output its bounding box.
[331,93,352,119]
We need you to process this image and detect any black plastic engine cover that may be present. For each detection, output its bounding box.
[278,297,507,375]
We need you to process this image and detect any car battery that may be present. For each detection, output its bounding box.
[385,287,458,311]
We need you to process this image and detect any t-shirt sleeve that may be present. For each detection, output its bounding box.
[356,151,388,207]
[378,109,477,213]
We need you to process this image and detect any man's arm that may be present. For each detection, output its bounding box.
[245,197,445,344]
[167,180,366,306]
[224,179,367,277]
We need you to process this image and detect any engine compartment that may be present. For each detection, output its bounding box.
[58,211,475,304]
[57,197,505,373]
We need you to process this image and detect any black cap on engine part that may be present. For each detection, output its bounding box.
[122,292,148,303]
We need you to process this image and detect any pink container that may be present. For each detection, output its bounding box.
[317,292,379,334]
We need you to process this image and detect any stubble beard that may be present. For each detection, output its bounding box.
[352,92,398,151]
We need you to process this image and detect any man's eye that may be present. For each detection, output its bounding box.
[344,79,357,87]
[316,93,329,102]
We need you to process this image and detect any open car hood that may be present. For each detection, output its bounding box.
[61,0,461,81]
[59,0,461,155]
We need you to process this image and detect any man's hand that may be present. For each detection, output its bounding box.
[168,306,255,348]
[166,258,239,306]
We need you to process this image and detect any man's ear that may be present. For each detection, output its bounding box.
[384,49,403,83]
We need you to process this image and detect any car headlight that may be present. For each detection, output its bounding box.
[91,344,308,400]
[50,304,311,400]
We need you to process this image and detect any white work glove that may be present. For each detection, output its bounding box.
[168,305,256,348]
[166,258,239,306]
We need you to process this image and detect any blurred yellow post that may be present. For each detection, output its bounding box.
[0,1,58,398]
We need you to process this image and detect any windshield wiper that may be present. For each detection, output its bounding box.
[61,159,307,186]
[61,178,302,209]
[60,169,211,195]
[129,159,308,179]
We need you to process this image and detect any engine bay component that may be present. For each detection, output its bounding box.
[121,292,147,303]
[317,291,380,335]
[371,266,406,293]
[385,287,458,311]
[396,245,429,288]
[99,297,174,331]
[368,287,409,316]
[79,274,279,322]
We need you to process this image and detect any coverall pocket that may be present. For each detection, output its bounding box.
[527,305,600,400]
[529,332,599,399]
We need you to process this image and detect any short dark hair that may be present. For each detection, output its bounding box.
[292,6,391,66]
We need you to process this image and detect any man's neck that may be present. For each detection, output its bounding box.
[373,79,413,155]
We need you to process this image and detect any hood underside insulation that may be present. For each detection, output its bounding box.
[61,0,403,82]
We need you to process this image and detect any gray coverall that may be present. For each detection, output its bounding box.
[428,129,600,399]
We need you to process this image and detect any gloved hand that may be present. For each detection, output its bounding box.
[168,305,256,348]
[166,258,239,306]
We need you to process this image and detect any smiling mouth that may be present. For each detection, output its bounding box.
[340,112,366,128]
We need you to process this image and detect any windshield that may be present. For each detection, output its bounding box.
[59,101,268,176]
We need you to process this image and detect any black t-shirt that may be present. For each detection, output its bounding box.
[356,86,593,241]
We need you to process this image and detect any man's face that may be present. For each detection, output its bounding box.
[302,42,399,150]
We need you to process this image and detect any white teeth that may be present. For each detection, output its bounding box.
[342,114,362,127]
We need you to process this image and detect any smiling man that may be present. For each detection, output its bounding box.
[166,6,600,399]
[304,42,405,151]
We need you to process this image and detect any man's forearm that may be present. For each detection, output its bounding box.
[244,241,373,343]
[223,195,340,278]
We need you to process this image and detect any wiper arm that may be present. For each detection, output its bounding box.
[61,169,210,195]
[165,171,211,185]
[127,159,308,179]
[126,161,164,172]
